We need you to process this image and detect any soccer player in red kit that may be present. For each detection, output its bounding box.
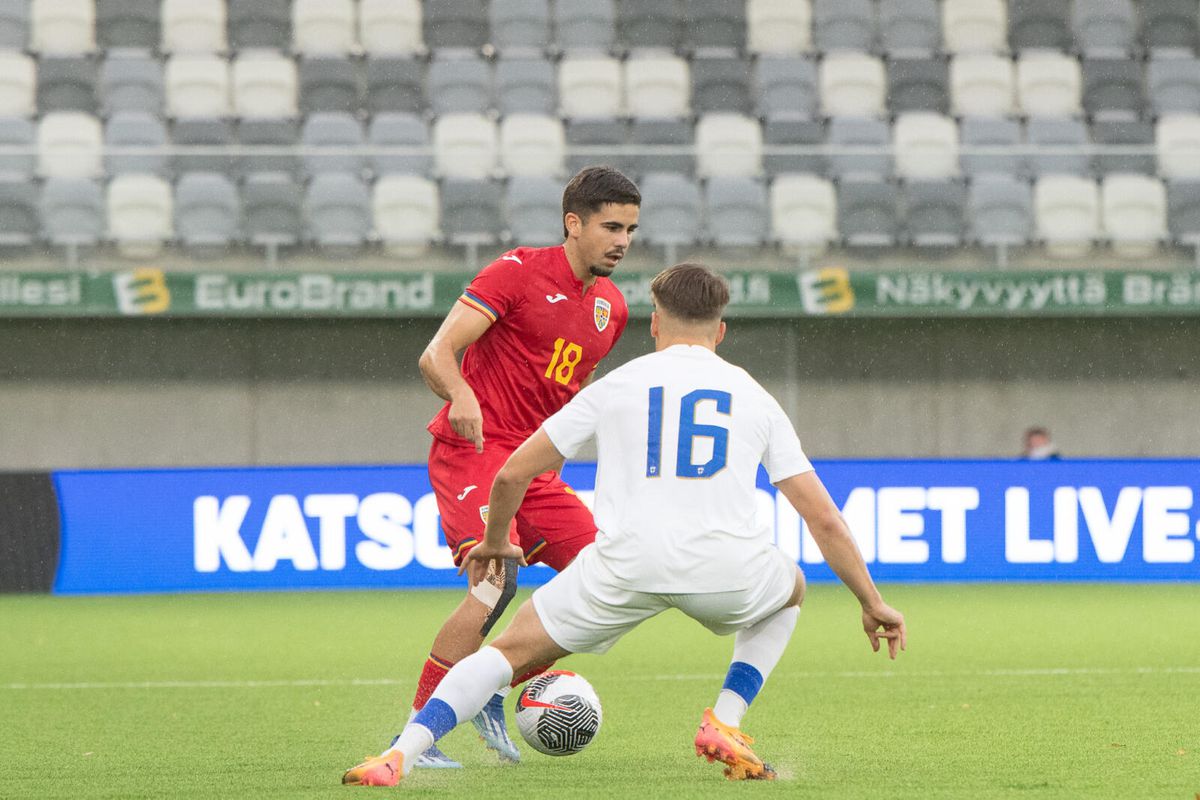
[370,167,640,770]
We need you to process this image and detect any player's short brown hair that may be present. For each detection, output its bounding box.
[562,166,641,236]
[650,263,730,323]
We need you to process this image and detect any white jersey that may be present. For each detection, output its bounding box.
[541,344,813,593]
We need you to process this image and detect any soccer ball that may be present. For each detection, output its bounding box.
[514,670,603,756]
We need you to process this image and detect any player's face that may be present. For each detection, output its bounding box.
[577,203,640,278]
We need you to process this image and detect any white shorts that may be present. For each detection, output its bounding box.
[531,542,799,655]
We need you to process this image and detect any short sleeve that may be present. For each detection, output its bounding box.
[761,393,813,483]
[541,379,606,459]
[457,253,524,323]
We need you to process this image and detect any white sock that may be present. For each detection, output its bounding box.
[712,605,799,728]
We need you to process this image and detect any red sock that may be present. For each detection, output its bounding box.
[511,662,556,688]
[411,654,455,711]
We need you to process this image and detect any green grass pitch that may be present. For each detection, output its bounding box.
[1,583,1197,799]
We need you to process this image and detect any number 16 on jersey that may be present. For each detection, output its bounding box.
[646,387,731,479]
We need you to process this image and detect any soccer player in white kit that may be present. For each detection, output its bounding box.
[343,263,906,786]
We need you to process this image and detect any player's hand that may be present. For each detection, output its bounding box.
[862,602,907,660]
[448,389,485,453]
[461,540,527,583]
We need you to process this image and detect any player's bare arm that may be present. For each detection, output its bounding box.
[774,471,908,659]
[419,302,494,452]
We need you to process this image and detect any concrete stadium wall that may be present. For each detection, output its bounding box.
[0,317,1197,469]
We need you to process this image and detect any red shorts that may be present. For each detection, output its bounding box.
[427,437,596,571]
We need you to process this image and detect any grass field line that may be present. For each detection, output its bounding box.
[4,665,1199,691]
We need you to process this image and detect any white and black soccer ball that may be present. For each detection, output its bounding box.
[514,670,603,756]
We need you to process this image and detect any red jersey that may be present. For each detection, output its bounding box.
[428,245,629,449]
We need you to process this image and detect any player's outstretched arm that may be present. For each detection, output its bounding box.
[419,303,494,452]
[774,471,908,659]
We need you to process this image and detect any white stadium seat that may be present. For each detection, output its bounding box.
[432,113,499,179]
[894,113,960,180]
[166,55,232,118]
[500,113,566,177]
[559,56,622,119]
[747,0,812,55]
[37,112,103,178]
[1102,174,1167,257]
[1156,114,1200,180]
[696,113,762,178]
[293,0,357,56]
[373,174,439,257]
[942,0,1007,54]
[951,54,1016,117]
[359,0,423,56]
[1035,175,1100,258]
[819,53,886,117]
[161,0,227,54]
[770,173,837,255]
[1017,52,1082,117]
[107,173,173,258]
[232,52,298,118]
[0,52,36,117]
[31,0,95,54]
[624,54,690,119]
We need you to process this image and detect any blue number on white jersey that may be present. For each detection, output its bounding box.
[646,388,731,479]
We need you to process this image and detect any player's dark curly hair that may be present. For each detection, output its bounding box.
[650,263,730,322]
[561,166,641,237]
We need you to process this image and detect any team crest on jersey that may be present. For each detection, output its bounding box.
[479,505,489,524]
[593,298,612,332]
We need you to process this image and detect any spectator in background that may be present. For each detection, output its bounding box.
[1022,426,1060,460]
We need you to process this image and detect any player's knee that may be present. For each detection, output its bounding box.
[786,566,806,608]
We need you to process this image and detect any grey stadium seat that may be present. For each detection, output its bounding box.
[813,0,875,52]
[1008,0,1071,51]
[887,59,950,115]
[365,58,425,114]
[237,118,300,177]
[879,0,940,55]
[638,172,702,251]
[618,0,683,51]
[101,53,164,115]
[41,177,103,245]
[301,112,366,177]
[440,178,504,244]
[827,116,890,179]
[763,116,825,176]
[506,175,563,245]
[904,180,966,247]
[243,172,303,247]
[705,177,768,247]
[1082,59,1145,121]
[0,117,35,178]
[230,0,291,50]
[175,171,240,250]
[1071,0,1136,56]
[305,172,371,250]
[692,56,754,115]
[681,0,747,51]
[628,118,694,177]
[171,118,235,175]
[495,57,556,115]
[1148,58,1200,116]
[299,58,360,114]
[837,178,899,247]
[1142,0,1200,54]
[756,57,819,119]
[428,56,492,115]
[565,117,629,174]
[97,0,160,49]
[1091,119,1154,176]
[960,116,1024,178]
[489,0,550,52]
[424,0,489,50]
[106,111,168,176]
[1026,117,1090,177]
[969,175,1033,246]
[1167,181,1200,244]
[38,58,98,114]
[368,112,431,177]
[0,0,29,49]
[554,0,616,52]
[0,179,37,245]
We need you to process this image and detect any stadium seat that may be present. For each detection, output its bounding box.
[628,117,694,176]
[879,0,940,56]
[440,177,504,248]
[31,0,95,54]
[565,117,629,174]
[1034,174,1100,257]
[171,117,234,174]
[423,0,488,51]
[941,0,1006,54]
[1092,119,1154,176]
[681,0,747,51]
[904,180,966,247]
[827,116,890,179]
[705,176,768,247]
[1157,114,1200,180]
[161,0,226,54]
[625,54,691,119]
[495,56,556,115]
[301,112,366,176]
[97,0,159,49]
[175,171,241,250]
[107,173,173,257]
[747,0,812,55]
[1082,59,1145,122]
[374,174,439,256]
[755,57,818,118]
[165,55,231,118]
[0,117,36,178]
[365,58,423,114]
[820,53,886,117]
[813,0,875,52]
[1016,52,1082,117]
[500,113,566,177]
[490,0,549,52]
[887,58,950,115]
[1026,117,1090,176]
[105,111,168,176]
[1141,0,1200,55]
[505,175,561,245]
[1008,0,1070,51]
[769,173,837,255]
[230,0,291,50]
[1148,58,1200,117]
[37,112,103,179]
[1071,0,1136,57]
[41,176,103,248]
[1101,174,1167,257]
[237,117,300,176]
[960,116,1024,178]
[0,52,36,117]
[37,57,98,114]
[242,171,303,250]
[293,0,356,56]
[368,112,430,177]
[692,56,754,116]
[617,0,683,51]
[359,0,421,56]
[894,113,959,180]
[837,178,900,247]
[305,172,370,251]
[553,0,616,53]
[950,54,1016,117]
[637,172,702,257]
[428,54,492,116]
[299,57,361,114]
[432,113,498,179]
[0,178,39,246]
[559,56,623,119]
[0,0,29,49]
[969,174,1033,247]
[232,52,298,119]
[696,113,762,178]
[1167,181,1200,244]
[101,53,163,116]
[763,116,825,176]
